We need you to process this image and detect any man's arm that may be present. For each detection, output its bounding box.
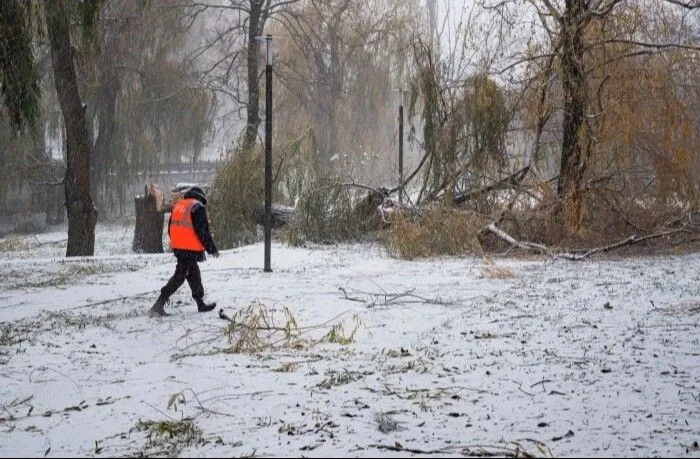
[191,204,218,254]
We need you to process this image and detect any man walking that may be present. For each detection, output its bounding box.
[149,186,219,317]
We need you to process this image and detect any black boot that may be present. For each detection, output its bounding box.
[149,294,169,317]
[195,297,216,313]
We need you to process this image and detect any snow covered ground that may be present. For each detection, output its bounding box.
[0,223,698,458]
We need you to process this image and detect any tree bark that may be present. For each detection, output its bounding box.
[242,0,264,153]
[46,0,97,256]
[92,64,120,216]
[557,0,588,231]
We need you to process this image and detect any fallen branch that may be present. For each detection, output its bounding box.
[485,222,691,260]
[77,291,155,309]
[556,227,690,260]
[370,443,444,454]
[453,166,530,205]
[338,181,388,197]
[388,149,431,198]
[32,236,68,247]
[218,306,350,332]
[338,286,453,308]
[213,301,358,354]
[369,442,542,457]
[485,223,552,256]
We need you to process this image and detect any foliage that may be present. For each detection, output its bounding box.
[208,147,264,249]
[584,43,697,212]
[273,125,319,206]
[515,0,699,234]
[409,37,512,204]
[83,0,215,218]
[375,411,401,433]
[322,314,361,345]
[0,111,47,206]
[222,300,304,353]
[282,182,384,245]
[316,369,361,389]
[0,0,40,130]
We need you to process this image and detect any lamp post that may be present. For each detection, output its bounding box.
[263,34,273,272]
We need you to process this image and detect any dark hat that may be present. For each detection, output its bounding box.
[185,186,207,205]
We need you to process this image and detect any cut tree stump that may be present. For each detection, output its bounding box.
[132,185,165,253]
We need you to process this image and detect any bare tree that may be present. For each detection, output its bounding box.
[183,0,302,154]
[273,0,417,178]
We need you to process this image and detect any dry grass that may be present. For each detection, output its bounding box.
[134,419,202,456]
[374,411,402,433]
[380,204,485,259]
[0,235,33,252]
[480,257,515,278]
[322,314,362,345]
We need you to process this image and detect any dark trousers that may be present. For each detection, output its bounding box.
[160,257,204,300]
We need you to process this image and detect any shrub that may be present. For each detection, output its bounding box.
[282,182,384,245]
[208,147,264,249]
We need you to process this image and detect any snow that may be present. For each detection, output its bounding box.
[0,223,698,457]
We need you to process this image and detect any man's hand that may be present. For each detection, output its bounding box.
[211,251,220,258]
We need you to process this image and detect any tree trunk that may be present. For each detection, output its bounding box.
[313,54,334,169]
[557,0,588,231]
[92,67,120,217]
[46,0,97,256]
[312,10,347,173]
[242,0,264,153]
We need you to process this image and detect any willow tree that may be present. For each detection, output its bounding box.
[0,0,100,256]
[183,0,302,155]
[481,0,699,232]
[580,3,700,225]
[0,2,40,130]
[0,2,41,206]
[83,0,215,217]
[408,32,512,206]
[273,0,418,181]
[538,0,698,230]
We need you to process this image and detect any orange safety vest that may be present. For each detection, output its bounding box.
[169,198,205,252]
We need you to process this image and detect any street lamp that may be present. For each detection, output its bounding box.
[257,34,274,272]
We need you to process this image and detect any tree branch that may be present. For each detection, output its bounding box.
[452,166,531,206]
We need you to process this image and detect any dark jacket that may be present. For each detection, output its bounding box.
[172,189,217,262]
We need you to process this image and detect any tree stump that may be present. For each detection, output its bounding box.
[133,187,164,253]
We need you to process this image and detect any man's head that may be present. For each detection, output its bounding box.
[185,186,207,205]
